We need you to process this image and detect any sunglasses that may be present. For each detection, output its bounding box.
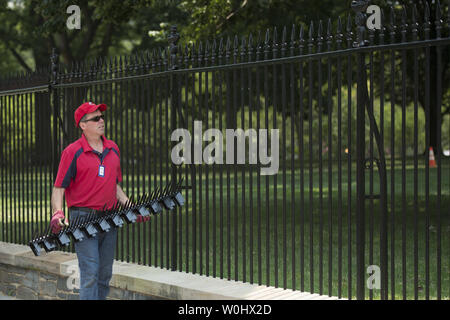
[82,114,105,123]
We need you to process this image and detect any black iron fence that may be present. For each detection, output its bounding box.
[1,2,449,300]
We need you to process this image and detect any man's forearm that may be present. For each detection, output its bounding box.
[116,184,129,205]
[51,187,65,214]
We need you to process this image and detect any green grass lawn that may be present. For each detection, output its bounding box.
[1,161,449,300]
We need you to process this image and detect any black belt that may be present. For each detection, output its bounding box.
[69,207,101,214]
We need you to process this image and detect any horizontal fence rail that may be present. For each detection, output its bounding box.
[1,2,449,300]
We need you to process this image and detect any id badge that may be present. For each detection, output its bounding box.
[98,165,105,177]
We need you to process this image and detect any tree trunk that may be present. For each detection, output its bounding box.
[34,92,52,165]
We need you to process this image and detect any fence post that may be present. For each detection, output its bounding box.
[169,25,180,271]
[50,48,60,183]
[352,0,368,300]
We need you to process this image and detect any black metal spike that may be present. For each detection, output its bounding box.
[289,24,296,56]
[308,21,315,52]
[401,6,408,43]
[272,26,278,58]
[281,25,287,57]
[326,18,333,50]
[247,33,253,62]
[435,0,442,37]
[299,24,305,54]
[411,5,418,39]
[317,20,324,45]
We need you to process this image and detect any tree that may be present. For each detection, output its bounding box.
[0,0,186,161]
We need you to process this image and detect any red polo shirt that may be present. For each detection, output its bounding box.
[54,134,123,210]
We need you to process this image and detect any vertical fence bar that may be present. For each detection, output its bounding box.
[308,21,314,294]
[317,21,324,296]
[225,38,231,280]
[280,26,287,290]
[346,15,353,299]
[272,28,279,288]
[152,52,158,267]
[368,24,375,301]
[434,0,443,300]
[289,25,296,291]
[255,34,262,285]
[336,17,343,299]
[169,25,180,272]
[19,92,24,244]
[353,3,367,300]
[218,40,224,279]
[131,56,137,265]
[232,36,238,282]
[263,31,270,286]
[389,6,397,299]
[197,42,204,275]
[248,34,254,285]
[191,44,197,275]
[379,9,388,301]
[211,39,217,278]
[13,93,17,243]
[140,55,146,266]
[25,92,30,243]
[240,37,246,283]
[0,95,4,242]
[158,52,164,268]
[8,94,12,241]
[298,26,305,293]
[400,7,408,300]
[412,5,419,301]
[423,3,431,300]
[326,19,333,297]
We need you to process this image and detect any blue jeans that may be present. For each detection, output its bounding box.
[69,209,117,300]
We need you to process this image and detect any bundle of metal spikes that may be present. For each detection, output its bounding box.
[28,179,185,256]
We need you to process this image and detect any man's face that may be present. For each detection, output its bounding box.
[79,109,105,136]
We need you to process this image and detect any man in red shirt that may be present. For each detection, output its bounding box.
[50,102,133,300]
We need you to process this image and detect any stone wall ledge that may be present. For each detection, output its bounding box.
[0,241,344,300]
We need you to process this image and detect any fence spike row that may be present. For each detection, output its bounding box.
[28,180,186,256]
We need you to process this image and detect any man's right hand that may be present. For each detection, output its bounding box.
[51,210,69,233]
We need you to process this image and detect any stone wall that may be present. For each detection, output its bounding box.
[0,241,342,300]
[0,262,162,300]
[0,262,79,300]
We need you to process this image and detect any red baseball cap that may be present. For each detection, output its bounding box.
[74,102,107,127]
